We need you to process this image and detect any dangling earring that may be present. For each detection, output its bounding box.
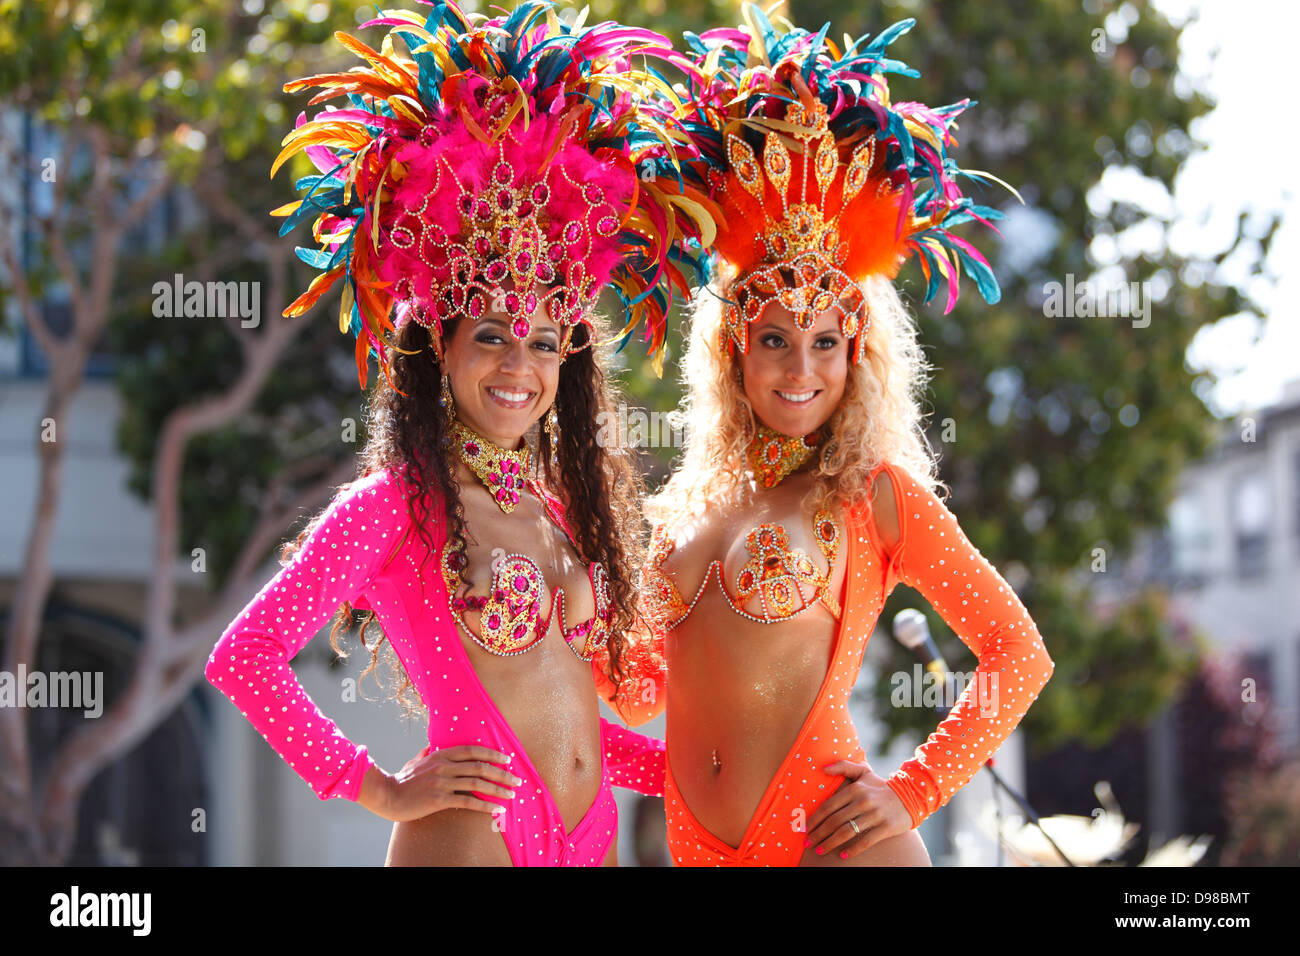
[544,403,559,469]
[440,372,455,418]
[440,373,455,448]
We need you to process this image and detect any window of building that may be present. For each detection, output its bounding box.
[1168,493,1213,582]
[1232,471,1270,578]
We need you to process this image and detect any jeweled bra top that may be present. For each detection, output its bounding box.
[642,507,841,631]
[438,477,611,660]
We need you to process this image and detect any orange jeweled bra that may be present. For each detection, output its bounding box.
[643,508,840,630]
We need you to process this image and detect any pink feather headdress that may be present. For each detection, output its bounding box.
[271,0,715,391]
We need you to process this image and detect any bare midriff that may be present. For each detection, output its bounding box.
[667,590,837,848]
[385,630,608,865]
[385,484,612,866]
[657,473,929,866]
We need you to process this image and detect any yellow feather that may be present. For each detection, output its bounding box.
[338,280,354,334]
[902,117,942,152]
[503,75,530,133]
[741,5,770,68]
[384,23,435,50]
[386,94,425,125]
[664,193,716,246]
[371,163,390,254]
[743,4,769,67]
[961,168,1026,204]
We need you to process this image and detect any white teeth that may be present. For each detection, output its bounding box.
[776,390,817,403]
[488,387,532,402]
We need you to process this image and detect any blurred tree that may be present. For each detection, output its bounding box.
[0,0,382,864]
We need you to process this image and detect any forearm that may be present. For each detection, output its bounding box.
[886,630,1053,828]
[205,468,407,803]
[600,718,666,796]
[356,762,395,820]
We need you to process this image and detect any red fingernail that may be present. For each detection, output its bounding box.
[815,846,824,855]
[803,838,810,848]
[840,851,847,859]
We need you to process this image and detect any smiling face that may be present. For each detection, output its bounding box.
[441,299,563,450]
[736,299,849,438]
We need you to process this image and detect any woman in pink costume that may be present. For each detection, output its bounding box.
[204,1,705,866]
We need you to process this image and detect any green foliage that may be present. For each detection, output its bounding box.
[108,237,367,587]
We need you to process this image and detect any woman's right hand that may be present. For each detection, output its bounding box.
[363,745,523,823]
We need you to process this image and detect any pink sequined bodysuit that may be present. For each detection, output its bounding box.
[205,465,665,866]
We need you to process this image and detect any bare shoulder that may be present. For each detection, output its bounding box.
[867,464,902,554]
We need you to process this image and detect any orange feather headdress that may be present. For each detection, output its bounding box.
[677,8,1015,364]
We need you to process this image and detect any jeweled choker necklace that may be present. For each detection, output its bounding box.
[746,423,821,489]
[449,418,532,514]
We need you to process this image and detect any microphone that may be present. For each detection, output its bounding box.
[892,609,951,719]
[891,608,949,676]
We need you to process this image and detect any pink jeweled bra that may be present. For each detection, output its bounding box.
[440,477,611,660]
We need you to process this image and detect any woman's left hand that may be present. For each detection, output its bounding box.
[804,760,914,859]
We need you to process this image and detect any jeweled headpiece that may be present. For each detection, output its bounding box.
[271,0,711,390]
[678,7,1014,364]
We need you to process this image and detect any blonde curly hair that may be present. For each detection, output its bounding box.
[647,264,946,529]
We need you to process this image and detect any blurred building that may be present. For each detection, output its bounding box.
[1084,376,1300,847]
[1090,375,1300,748]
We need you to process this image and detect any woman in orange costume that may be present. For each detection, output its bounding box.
[604,8,1055,866]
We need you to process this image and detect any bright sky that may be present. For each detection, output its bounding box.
[1149,0,1299,416]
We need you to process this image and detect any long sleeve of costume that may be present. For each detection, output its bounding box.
[204,469,407,802]
[599,718,666,797]
[875,463,1055,829]
[591,608,667,795]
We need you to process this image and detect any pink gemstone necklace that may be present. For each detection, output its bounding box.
[449,417,532,514]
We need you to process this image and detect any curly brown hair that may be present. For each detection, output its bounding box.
[278,313,646,719]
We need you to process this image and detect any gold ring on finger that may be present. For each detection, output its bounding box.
[849,817,861,835]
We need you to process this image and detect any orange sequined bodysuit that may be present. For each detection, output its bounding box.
[612,460,1055,866]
